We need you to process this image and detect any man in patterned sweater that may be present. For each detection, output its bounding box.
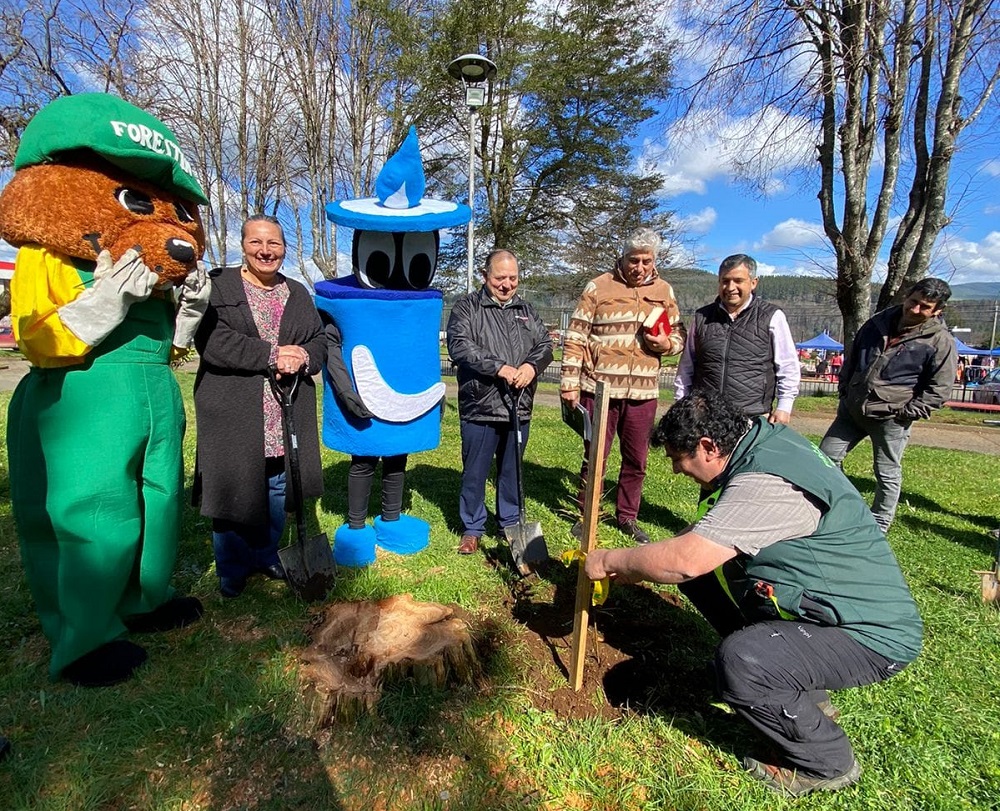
[560,228,686,543]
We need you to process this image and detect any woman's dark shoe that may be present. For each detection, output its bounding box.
[219,576,247,598]
[259,563,287,581]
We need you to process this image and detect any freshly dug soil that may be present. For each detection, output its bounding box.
[500,559,721,721]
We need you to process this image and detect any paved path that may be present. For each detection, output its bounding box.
[2,355,997,455]
[448,384,1000,457]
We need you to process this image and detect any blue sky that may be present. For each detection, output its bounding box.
[640,3,1000,285]
[654,138,1000,284]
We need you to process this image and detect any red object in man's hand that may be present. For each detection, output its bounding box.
[642,306,671,337]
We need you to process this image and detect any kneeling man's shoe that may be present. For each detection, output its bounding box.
[458,534,479,555]
[742,756,861,797]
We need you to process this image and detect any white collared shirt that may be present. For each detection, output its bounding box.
[674,294,801,413]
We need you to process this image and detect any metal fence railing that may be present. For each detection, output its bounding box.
[440,359,979,403]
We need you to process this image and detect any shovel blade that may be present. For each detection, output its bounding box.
[279,533,336,602]
[981,571,1000,603]
[504,522,548,576]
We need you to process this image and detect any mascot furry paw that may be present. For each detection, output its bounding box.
[0,93,211,687]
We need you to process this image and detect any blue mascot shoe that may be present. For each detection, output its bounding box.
[333,523,377,567]
[374,514,429,555]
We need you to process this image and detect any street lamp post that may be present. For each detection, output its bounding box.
[447,53,497,294]
[991,300,999,356]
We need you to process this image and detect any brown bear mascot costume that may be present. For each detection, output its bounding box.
[0,93,211,686]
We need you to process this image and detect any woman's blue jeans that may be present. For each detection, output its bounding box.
[212,460,286,580]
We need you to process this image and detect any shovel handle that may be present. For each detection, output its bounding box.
[266,365,300,408]
[266,365,307,540]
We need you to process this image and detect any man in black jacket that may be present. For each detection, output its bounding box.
[819,278,957,532]
[446,250,553,555]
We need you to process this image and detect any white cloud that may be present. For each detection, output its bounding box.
[761,177,787,196]
[982,159,1000,178]
[933,231,1000,283]
[655,0,819,89]
[665,243,702,269]
[645,106,817,199]
[755,218,827,251]
[675,207,717,234]
[655,2,723,82]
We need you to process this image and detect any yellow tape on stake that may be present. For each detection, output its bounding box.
[561,549,609,605]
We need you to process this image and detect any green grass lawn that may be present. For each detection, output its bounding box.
[2,370,999,809]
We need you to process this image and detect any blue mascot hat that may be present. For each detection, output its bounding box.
[325,126,471,233]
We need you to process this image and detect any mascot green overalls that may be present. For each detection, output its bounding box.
[0,94,211,686]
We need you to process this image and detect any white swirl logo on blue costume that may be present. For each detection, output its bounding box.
[351,345,446,422]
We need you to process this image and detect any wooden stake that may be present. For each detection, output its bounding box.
[569,381,610,691]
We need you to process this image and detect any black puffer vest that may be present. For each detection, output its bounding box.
[692,298,778,415]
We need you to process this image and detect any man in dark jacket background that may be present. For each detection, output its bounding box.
[820,277,957,532]
[446,249,553,555]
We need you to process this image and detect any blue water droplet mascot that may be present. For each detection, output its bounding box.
[316,127,470,565]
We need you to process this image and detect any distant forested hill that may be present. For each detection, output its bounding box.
[949,282,1000,301]
[452,269,1000,347]
[636,268,844,343]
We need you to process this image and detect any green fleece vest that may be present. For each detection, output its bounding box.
[713,420,923,664]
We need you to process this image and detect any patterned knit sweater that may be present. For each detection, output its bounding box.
[560,269,686,400]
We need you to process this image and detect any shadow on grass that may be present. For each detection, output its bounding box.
[595,592,757,757]
[406,461,464,535]
[206,709,344,809]
[319,456,351,522]
[842,473,998,554]
[505,554,758,760]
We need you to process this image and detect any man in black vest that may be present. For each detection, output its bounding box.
[675,254,800,422]
[584,390,922,797]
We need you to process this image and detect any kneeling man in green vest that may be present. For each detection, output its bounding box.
[584,389,921,797]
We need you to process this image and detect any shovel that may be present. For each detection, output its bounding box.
[977,529,1000,603]
[267,367,336,601]
[503,386,548,576]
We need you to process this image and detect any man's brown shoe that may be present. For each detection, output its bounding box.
[458,534,479,554]
[743,756,860,797]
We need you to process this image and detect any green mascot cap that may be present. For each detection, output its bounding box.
[14,93,209,205]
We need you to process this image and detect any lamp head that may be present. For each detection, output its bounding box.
[447,53,497,85]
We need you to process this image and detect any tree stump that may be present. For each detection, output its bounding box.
[299,593,480,726]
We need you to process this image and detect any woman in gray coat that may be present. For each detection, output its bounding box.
[193,215,325,597]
